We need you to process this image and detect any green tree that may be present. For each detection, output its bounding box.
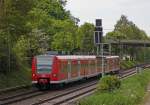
[105,15,149,61]
[0,0,34,41]
[51,19,78,52]
[112,15,148,40]
[27,0,74,49]
[77,23,95,53]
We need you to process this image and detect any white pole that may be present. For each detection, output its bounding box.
[101,43,104,77]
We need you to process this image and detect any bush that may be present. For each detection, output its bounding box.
[97,75,121,92]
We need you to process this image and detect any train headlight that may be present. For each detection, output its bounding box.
[32,73,36,77]
[53,73,57,77]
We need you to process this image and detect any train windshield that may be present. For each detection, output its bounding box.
[37,56,53,74]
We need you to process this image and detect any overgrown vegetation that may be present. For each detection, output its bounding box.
[97,75,121,92]
[120,60,137,69]
[79,69,150,105]
[0,69,31,89]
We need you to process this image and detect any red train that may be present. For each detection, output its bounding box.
[32,55,120,89]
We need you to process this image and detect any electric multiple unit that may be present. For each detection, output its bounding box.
[32,55,120,89]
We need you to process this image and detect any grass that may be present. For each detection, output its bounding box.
[0,68,31,89]
[79,69,150,105]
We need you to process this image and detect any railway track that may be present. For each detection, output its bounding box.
[0,78,99,105]
[0,88,45,105]
[34,65,150,105]
[32,81,97,105]
[0,85,31,94]
[0,64,150,105]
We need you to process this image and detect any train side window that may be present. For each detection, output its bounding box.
[90,60,92,69]
[64,62,67,73]
[91,60,95,69]
[71,61,73,72]
[85,61,87,70]
[97,59,101,68]
[82,61,86,70]
[71,61,78,72]
[60,61,63,73]
[61,61,67,73]
[88,60,90,70]
[81,61,84,70]
[71,62,74,72]
[95,60,98,69]
[104,59,107,66]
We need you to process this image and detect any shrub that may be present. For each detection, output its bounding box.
[97,75,121,92]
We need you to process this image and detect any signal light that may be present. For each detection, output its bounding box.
[95,27,103,31]
[96,19,102,27]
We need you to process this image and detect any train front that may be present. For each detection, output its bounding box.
[32,55,54,89]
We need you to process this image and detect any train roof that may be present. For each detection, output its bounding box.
[56,55,119,60]
[56,55,96,60]
[98,56,119,59]
[36,55,119,60]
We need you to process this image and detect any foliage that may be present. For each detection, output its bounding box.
[0,0,34,41]
[106,15,149,41]
[79,69,150,105]
[77,23,95,53]
[0,31,18,72]
[0,68,31,89]
[113,15,148,40]
[105,15,150,61]
[120,60,137,69]
[97,75,121,92]
[51,19,78,51]
[105,15,149,41]
[0,0,95,73]
[0,0,35,72]
[0,0,80,72]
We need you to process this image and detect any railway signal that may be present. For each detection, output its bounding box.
[94,19,105,77]
[94,19,103,44]
[94,19,112,77]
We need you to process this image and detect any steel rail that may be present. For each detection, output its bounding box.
[36,64,150,105]
[1,63,150,105]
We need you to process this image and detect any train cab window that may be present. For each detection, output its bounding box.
[36,56,53,74]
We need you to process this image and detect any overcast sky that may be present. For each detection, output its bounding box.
[65,0,150,35]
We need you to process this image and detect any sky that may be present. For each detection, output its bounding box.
[65,0,150,35]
